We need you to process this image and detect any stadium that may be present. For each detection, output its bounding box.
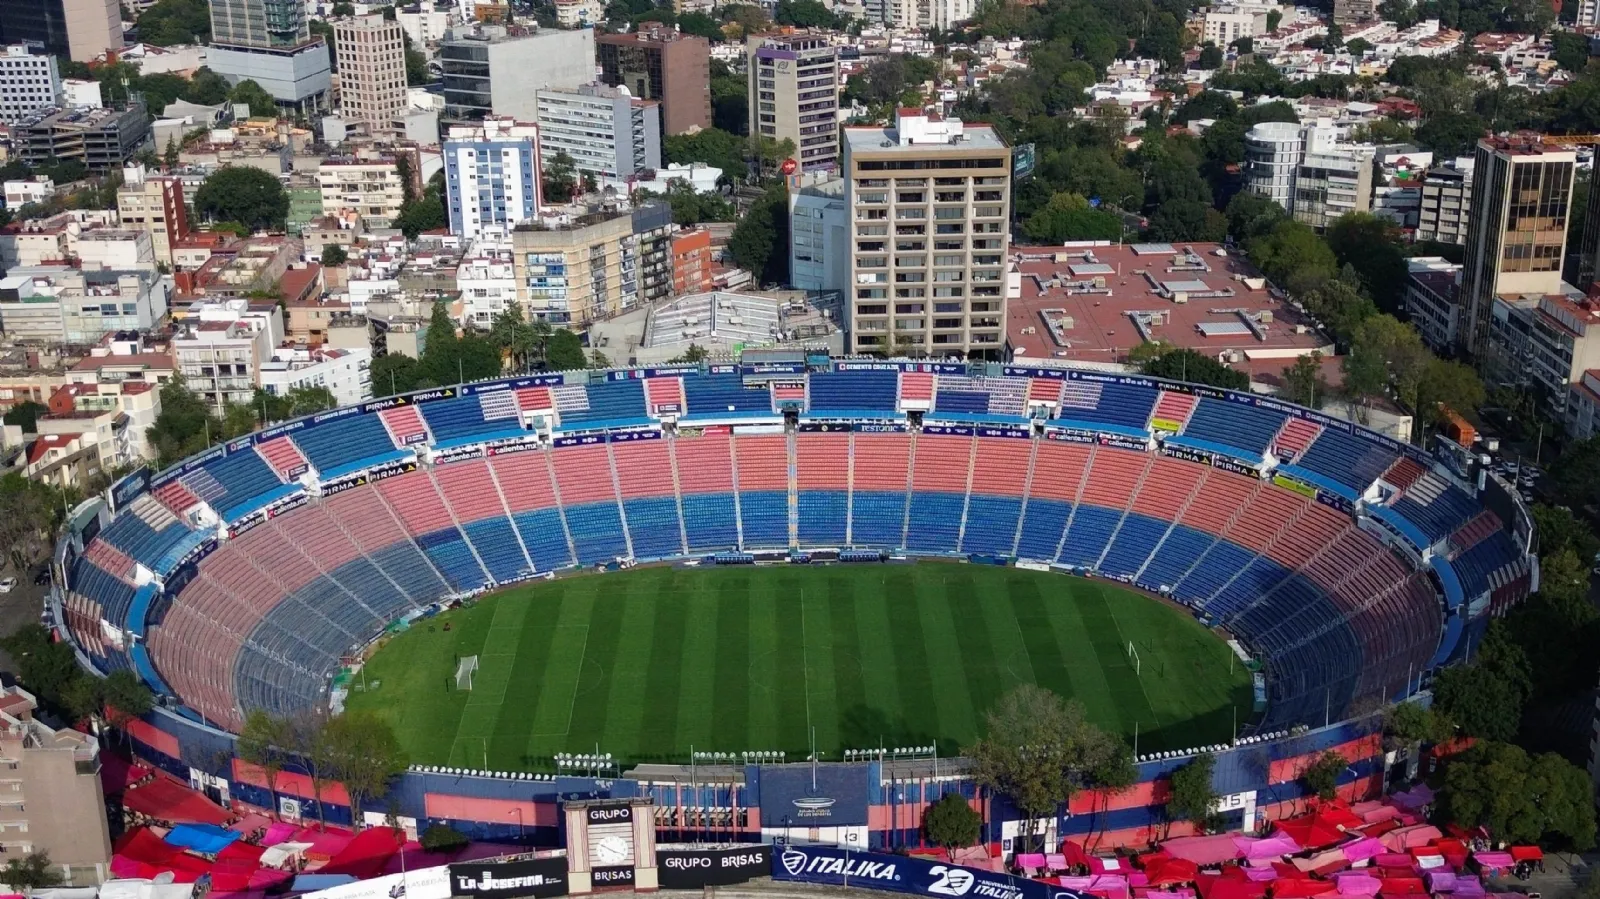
[54,357,1535,847]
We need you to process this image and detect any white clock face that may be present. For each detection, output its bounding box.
[595,836,630,865]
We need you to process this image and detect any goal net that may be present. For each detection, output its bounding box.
[1126,642,1141,676]
[455,655,479,691]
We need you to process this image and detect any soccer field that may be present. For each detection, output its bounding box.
[343,564,1254,770]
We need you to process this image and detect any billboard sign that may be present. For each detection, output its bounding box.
[657,846,772,889]
[772,846,1084,899]
[448,858,569,899]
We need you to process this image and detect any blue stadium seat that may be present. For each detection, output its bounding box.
[961,495,1021,557]
[905,493,963,553]
[416,527,491,591]
[368,540,450,600]
[563,502,630,564]
[463,516,532,582]
[1172,539,1255,606]
[808,371,898,413]
[850,492,905,547]
[1451,531,1517,598]
[510,508,576,572]
[419,394,526,446]
[1138,525,1217,589]
[1055,381,1158,430]
[1296,430,1397,492]
[561,381,648,427]
[738,491,789,548]
[1182,399,1287,456]
[682,493,739,552]
[194,451,289,519]
[70,558,136,627]
[684,375,772,417]
[623,497,685,559]
[1015,499,1071,560]
[1098,514,1169,578]
[798,490,847,545]
[1058,506,1121,567]
[293,415,403,478]
[934,390,990,414]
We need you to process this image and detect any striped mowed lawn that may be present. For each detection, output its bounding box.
[344,564,1253,770]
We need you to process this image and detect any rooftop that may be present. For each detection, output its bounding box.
[1005,242,1333,364]
[843,109,1007,154]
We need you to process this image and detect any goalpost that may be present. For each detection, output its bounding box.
[1126,641,1141,677]
[455,655,479,691]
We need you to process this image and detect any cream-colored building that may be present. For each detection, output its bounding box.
[843,109,1010,359]
[333,14,407,135]
[317,158,405,227]
[0,685,110,883]
[511,212,639,326]
[115,163,189,267]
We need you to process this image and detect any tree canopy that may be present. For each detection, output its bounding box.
[193,167,289,233]
[1438,742,1595,849]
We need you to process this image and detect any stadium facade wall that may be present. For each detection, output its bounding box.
[123,708,1388,850]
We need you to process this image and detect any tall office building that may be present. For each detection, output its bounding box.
[207,0,331,111]
[440,25,596,124]
[0,44,63,124]
[333,14,407,135]
[116,163,190,268]
[843,109,1010,359]
[1459,133,1576,359]
[0,0,119,63]
[596,24,711,135]
[748,30,840,172]
[1416,157,1474,247]
[535,84,662,189]
[443,117,542,241]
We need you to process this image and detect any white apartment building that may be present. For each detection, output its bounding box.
[260,345,372,406]
[790,174,848,295]
[4,177,53,207]
[0,45,63,125]
[456,237,518,328]
[0,267,170,343]
[172,299,285,412]
[116,163,189,268]
[536,83,663,189]
[1203,5,1272,46]
[318,157,407,227]
[1242,119,1373,231]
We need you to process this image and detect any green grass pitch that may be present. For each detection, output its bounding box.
[343,564,1254,769]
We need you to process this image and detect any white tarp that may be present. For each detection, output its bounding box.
[260,841,315,868]
[299,865,452,899]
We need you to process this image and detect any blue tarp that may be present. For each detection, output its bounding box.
[164,822,240,854]
[293,875,359,891]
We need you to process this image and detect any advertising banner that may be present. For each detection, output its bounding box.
[656,846,772,889]
[771,845,1085,899]
[448,858,568,899]
[756,765,871,827]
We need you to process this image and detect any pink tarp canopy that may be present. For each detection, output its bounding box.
[1380,826,1441,852]
[1048,854,1070,870]
[1134,890,1197,899]
[261,823,299,846]
[1163,835,1246,865]
[1335,875,1380,896]
[303,828,355,860]
[1390,785,1433,811]
[1426,872,1457,891]
[1086,875,1131,899]
[228,814,271,836]
[1472,852,1514,874]
[1194,874,1267,899]
[1235,835,1300,860]
[1453,876,1486,898]
[1058,877,1096,890]
[1017,854,1049,871]
[1341,838,1384,862]
[1240,867,1276,883]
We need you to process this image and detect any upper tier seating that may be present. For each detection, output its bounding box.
[1181,399,1286,457]
[294,413,403,476]
[1055,380,1157,431]
[808,370,898,413]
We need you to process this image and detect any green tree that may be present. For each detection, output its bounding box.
[546,330,586,371]
[194,166,289,232]
[101,669,154,731]
[1530,504,1600,564]
[1438,742,1595,848]
[1249,220,1337,293]
[236,710,293,818]
[315,710,408,824]
[1432,658,1525,741]
[676,11,724,39]
[0,626,81,715]
[1147,200,1227,242]
[543,150,580,203]
[664,128,746,179]
[228,79,279,118]
[1138,347,1249,390]
[669,343,710,364]
[133,0,211,45]
[1025,192,1124,242]
[371,353,424,396]
[922,792,982,852]
[1197,43,1223,69]
[0,853,65,890]
[965,684,1122,851]
[420,823,470,852]
[321,244,348,266]
[1345,37,1374,56]
[775,0,838,27]
[184,68,232,106]
[1327,213,1409,314]
[1166,752,1220,834]
[1280,352,1331,408]
[1086,744,1138,849]
[488,304,551,372]
[2,401,48,432]
[1225,191,1288,242]
[395,194,447,239]
[728,186,788,285]
[147,377,222,466]
[1384,701,1453,745]
[1300,751,1347,802]
[588,348,612,369]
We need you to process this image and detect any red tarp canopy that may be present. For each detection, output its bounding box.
[1062,842,1093,869]
[1197,874,1269,899]
[100,755,152,795]
[122,777,232,826]
[1273,880,1338,899]
[322,826,404,879]
[1144,857,1200,887]
[1378,878,1426,896]
[1275,805,1363,850]
[1509,847,1543,863]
